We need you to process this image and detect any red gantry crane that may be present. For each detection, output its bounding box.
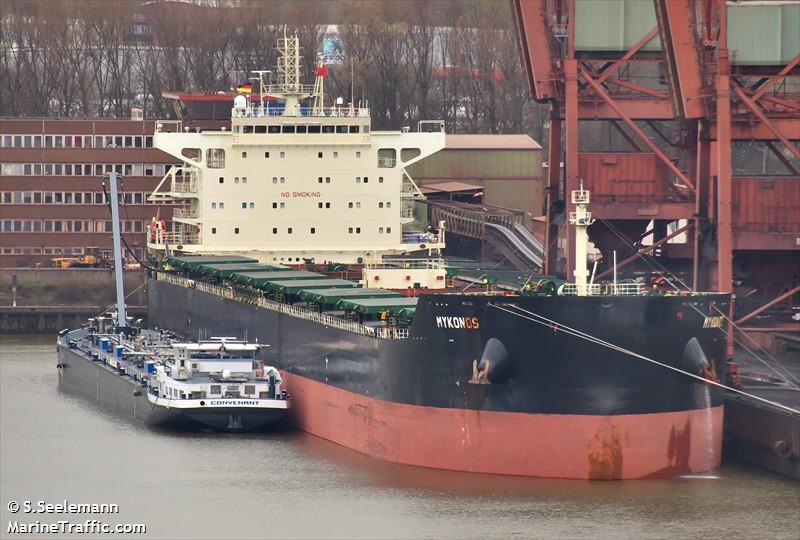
[512,0,800,335]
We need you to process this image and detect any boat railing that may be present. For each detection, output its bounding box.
[232,104,370,119]
[156,272,410,340]
[558,282,645,296]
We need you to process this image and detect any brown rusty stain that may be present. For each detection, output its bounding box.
[588,425,623,480]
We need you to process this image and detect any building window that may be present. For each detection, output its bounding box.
[280,177,285,183]
[364,177,369,183]
[235,177,240,183]
[379,227,384,233]
[272,228,277,234]
[325,177,330,183]
[242,202,246,208]
[379,202,384,208]
[211,227,216,234]
[219,177,224,184]
[348,202,353,209]
[280,202,285,209]
[287,228,292,234]
[242,177,247,184]
[242,151,247,158]
[219,202,225,209]
[333,151,338,158]
[379,177,384,183]
[356,151,361,158]
[356,227,361,233]
[249,202,254,208]
[234,227,239,234]
[348,227,353,234]
[387,227,392,233]
[212,202,217,209]
[280,151,285,158]
[265,152,270,158]
[318,152,323,158]
[273,202,278,209]
[318,177,323,183]
[317,202,322,208]
[310,227,316,234]
[356,177,361,183]
[273,177,277,184]
[325,202,330,208]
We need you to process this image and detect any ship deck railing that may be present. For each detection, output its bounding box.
[232,104,371,119]
[558,282,646,296]
[156,272,409,340]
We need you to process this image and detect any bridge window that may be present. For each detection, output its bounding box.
[181,148,200,161]
[378,149,396,168]
[401,148,421,161]
[206,148,225,168]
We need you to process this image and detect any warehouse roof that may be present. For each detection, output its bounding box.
[445,134,542,150]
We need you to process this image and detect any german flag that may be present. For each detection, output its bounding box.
[236,83,253,94]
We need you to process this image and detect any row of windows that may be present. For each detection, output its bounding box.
[1,134,154,149]
[2,246,88,255]
[236,124,367,135]
[2,219,146,233]
[208,225,393,236]
[0,163,171,177]
[1,191,157,205]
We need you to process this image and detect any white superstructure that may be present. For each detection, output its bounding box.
[148,34,446,265]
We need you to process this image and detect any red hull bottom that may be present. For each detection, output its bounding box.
[283,373,723,480]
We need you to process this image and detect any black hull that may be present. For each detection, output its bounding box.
[57,346,285,432]
[149,279,728,416]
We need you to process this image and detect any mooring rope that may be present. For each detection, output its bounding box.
[488,302,800,416]
[684,303,800,390]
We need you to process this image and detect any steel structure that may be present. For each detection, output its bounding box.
[512,0,799,329]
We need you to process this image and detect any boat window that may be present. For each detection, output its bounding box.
[268,125,280,134]
[210,385,221,394]
[322,125,334,134]
[255,125,267,134]
[308,125,321,134]
[181,148,201,161]
[243,125,254,134]
[206,148,225,168]
[401,148,421,161]
[245,385,255,395]
[349,126,359,134]
[378,149,396,168]
[282,125,296,134]
[233,125,240,133]
[336,125,348,134]
[296,125,307,134]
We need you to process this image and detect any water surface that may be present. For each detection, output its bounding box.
[1,336,798,539]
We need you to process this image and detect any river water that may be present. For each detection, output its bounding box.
[1,335,798,540]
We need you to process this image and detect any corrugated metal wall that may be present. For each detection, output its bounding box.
[408,149,541,180]
[729,4,800,65]
[575,0,661,52]
[733,177,800,233]
[408,148,544,216]
[578,153,666,202]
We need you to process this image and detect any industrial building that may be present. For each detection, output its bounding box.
[0,118,177,267]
